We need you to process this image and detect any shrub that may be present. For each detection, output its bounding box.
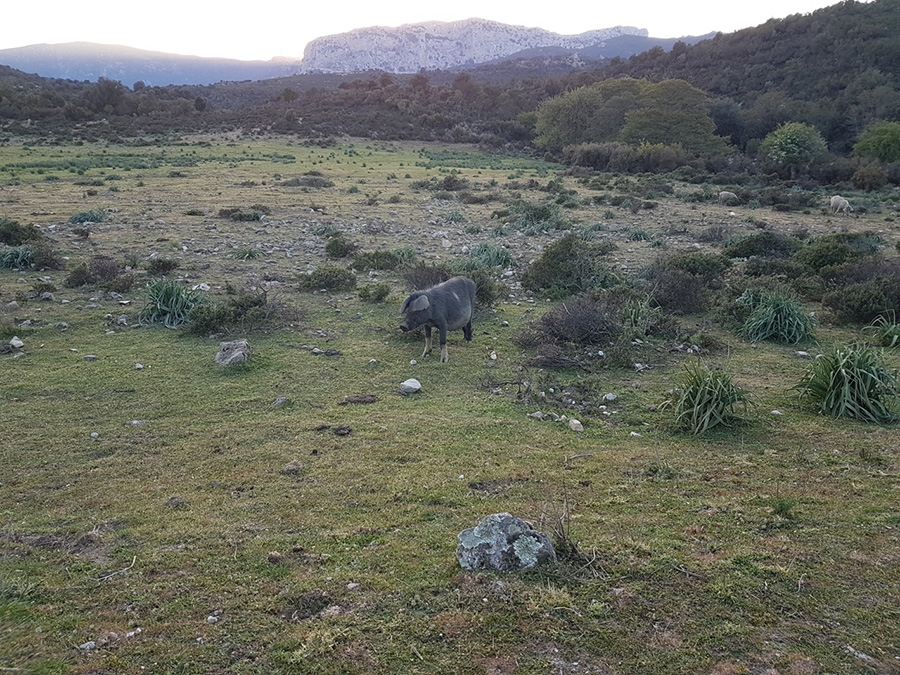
[822,278,900,324]
[352,250,401,272]
[358,283,391,303]
[403,264,452,291]
[297,265,356,292]
[89,255,122,283]
[139,280,204,328]
[218,205,271,221]
[744,258,807,279]
[467,268,505,308]
[723,231,802,259]
[521,233,615,299]
[739,291,816,344]
[63,262,93,287]
[186,288,269,335]
[662,251,731,284]
[662,360,750,434]
[794,240,855,273]
[325,233,356,258]
[0,218,43,246]
[146,257,180,276]
[501,200,568,234]
[794,344,900,424]
[515,293,623,349]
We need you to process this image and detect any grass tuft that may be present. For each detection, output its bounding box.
[662,360,751,434]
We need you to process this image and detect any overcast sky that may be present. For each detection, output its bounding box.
[3,0,849,61]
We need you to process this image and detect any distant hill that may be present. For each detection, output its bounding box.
[0,19,713,85]
[0,42,303,86]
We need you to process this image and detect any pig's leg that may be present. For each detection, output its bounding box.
[439,325,450,363]
[422,326,433,357]
[463,319,473,342]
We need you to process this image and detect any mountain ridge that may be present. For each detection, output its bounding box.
[0,18,712,85]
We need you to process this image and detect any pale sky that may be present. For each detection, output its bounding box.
[4,0,848,61]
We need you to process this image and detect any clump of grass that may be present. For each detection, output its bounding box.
[186,287,271,335]
[500,199,568,234]
[739,291,816,344]
[324,232,357,258]
[69,209,107,224]
[229,248,261,260]
[662,360,751,434]
[794,344,900,424]
[866,311,900,348]
[451,243,512,273]
[139,280,204,328]
[521,233,616,299]
[297,265,356,292]
[0,245,33,269]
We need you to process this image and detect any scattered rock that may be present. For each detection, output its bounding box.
[84,355,98,361]
[771,410,785,416]
[457,513,557,571]
[5,300,20,310]
[333,425,352,436]
[134,363,144,370]
[346,582,361,591]
[79,641,97,651]
[400,378,421,394]
[795,351,812,359]
[90,432,99,439]
[271,396,289,407]
[279,460,305,475]
[603,393,618,402]
[215,339,251,366]
[55,322,69,330]
[527,411,545,420]
[165,496,188,509]
[206,615,218,624]
[10,336,24,349]
[568,419,584,432]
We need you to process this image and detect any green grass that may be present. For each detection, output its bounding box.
[1,138,899,674]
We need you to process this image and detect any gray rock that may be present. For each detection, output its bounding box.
[457,513,557,571]
[84,355,98,361]
[602,392,618,402]
[215,340,251,366]
[9,336,24,349]
[400,378,421,394]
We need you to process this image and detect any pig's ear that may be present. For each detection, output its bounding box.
[408,295,430,312]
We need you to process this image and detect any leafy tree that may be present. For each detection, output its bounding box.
[759,122,827,178]
[854,120,900,163]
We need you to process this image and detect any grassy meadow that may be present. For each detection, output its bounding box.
[1,136,899,674]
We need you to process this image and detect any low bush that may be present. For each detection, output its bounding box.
[358,283,391,303]
[515,293,623,349]
[186,288,269,335]
[794,344,900,423]
[723,231,802,259]
[403,264,452,291]
[822,278,900,324]
[146,257,180,276]
[743,258,807,279]
[325,233,356,258]
[297,265,357,292]
[662,360,751,434]
[739,291,816,344]
[0,218,43,246]
[352,250,401,272]
[521,233,616,299]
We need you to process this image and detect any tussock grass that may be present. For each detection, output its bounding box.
[795,343,900,423]
[739,290,816,344]
[662,359,751,433]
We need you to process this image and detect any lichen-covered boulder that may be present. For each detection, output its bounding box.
[215,339,251,366]
[456,513,557,571]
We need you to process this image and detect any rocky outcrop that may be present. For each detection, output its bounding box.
[301,18,647,73]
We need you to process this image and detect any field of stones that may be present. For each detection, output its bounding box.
[1,135,899,674]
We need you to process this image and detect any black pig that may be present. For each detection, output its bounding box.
[399,276,476,363]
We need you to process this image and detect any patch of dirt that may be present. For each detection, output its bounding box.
[280,591,333,621]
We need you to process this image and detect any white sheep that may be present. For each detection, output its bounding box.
[830,195,853,215]
[718,190,739,205]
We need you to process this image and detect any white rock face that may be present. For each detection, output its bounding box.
[301,19,647,73]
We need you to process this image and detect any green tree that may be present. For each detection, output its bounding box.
[534,78,645,152]
[759,122,827,178]
[854,120,900,163]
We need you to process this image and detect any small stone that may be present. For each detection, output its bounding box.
[346,582,361,591]
[10,336,24,349]
[84,354,98,361]
[409,359,417,366]
[130,420,146,426]
[90,432,99,439]
[603,393,618,402]
[771,410,785,416]
[568,419,584,432]
[630,431,642,437]
[134,363,144,370]
[5,300,20,310]
[795,351,811,359]
[279,460,304,475]
[165,496,187,509]
[206,615,218,624]
[79,641,96,651]
[55,322,69,330]
[333,425,352,436]
[400,378,421,394]
[527,411,545,420]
